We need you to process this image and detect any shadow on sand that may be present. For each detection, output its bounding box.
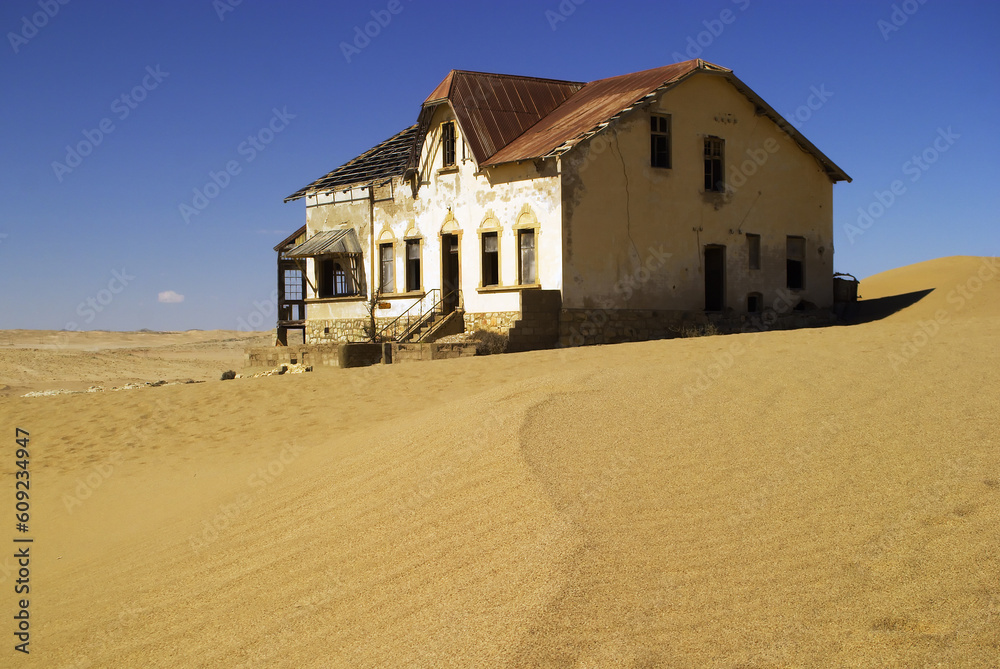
[834,288,935,325]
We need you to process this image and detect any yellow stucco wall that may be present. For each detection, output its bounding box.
[561,73,836,313]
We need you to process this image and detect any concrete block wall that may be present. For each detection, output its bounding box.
[245,345,340,368]
[391,342,478,363]
[508,289,561,352]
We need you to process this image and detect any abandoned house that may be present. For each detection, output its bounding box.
[274,58,851,349]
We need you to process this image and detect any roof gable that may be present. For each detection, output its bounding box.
[421,70,584,165]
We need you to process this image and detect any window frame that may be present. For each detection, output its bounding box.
[441,121,457,168]
[517,228,537,286]
[480,230,500,287]
[378,242,395,295]
[316,256,360,298]
[404,238,422,293]
[704,136,725,193]
[650,114,671,169]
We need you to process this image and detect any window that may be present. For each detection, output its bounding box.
[405,239,421,292]
[518,229,536,285]
[704,136,725,192]
[787,236,805,290]
[379,243,394,294]
[318,258,357,298]
[747,292,762,313]
[481,231,499,286]
[650,114,671,168]
[747,233,761,270]
[441,121,456,168]
[282,269,302,301]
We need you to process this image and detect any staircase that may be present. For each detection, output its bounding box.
[405,309,465,343]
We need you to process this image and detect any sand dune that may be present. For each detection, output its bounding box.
[2,256,998,667]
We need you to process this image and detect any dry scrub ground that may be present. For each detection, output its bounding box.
[1,257,998,668]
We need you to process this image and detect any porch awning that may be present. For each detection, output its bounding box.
[283,228,363,258]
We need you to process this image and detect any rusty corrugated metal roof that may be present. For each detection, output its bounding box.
[284,125,419,202]
[422,70,584,165]
[485,60,709,166]
[283,228,363,257]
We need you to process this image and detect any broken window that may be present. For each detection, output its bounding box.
[518,229,536,285]
[747,292,762,313]
[786,236,805,290]
[704,136,725,192]
[747,233,761,270]
[481,231,499,287]
[441,121,456,168]
[379,243,394,294]
[405,239,421,292]
[650,114,671,168]
[318,258,358,298]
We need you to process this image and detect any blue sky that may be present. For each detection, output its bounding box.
[1,0,997,331]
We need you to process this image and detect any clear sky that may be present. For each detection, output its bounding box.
[2,0,997,331]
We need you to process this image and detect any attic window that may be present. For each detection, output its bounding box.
[441,121,456,168]
[704,136,725,192]
[650,115,671,168]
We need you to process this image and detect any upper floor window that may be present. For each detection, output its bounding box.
[441,121,456,168]
[650,114,671,168]
[704,136,725,192]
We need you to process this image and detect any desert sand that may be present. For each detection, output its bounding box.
[1,256,998,667]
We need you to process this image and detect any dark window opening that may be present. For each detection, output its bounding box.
[650,114,671,168]
[747,233,761,270]
[405,240,421,292]
[786,236,805,290]
[318,258,357,298]
[441,121,456,168]
[518,229,536,285]
[704,136,725,192]
[747,292,762,313]
[482,232,499,286]
[379,243,394,294]
[704,245,726,311]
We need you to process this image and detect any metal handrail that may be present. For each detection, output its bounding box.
[377,289,439,342]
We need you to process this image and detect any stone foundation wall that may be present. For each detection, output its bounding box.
[558,308,835,347]
[391,342,478,364]
[305,317,396,345]
[463,311,520,334]
[245,345,340,368]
